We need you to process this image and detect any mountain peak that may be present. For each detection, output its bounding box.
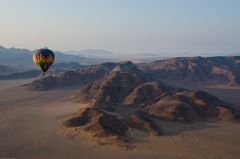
[110,61,137,72]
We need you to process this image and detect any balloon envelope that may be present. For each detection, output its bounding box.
[33,48,55,73]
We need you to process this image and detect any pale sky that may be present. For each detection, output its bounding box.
[0,0,240,55]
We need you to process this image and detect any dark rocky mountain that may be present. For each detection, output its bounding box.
[75,63,238,122]
[26,60,240,146]
[62,61,240,145]
[78,61,153,110]
[26,71,91,90]
[138,56,240,85]
[25,62,117,90]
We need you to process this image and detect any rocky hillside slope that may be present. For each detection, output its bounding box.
[138,56,240,85]
[64,61,240,146]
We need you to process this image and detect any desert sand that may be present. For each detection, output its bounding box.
[0,79,240,159]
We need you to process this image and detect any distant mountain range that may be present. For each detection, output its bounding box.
[65,49,117,59]
[0,46,33,66]
[0,45,116,66]
[137,52,240,57]
[0,64,24,74]
[0,70,41,80]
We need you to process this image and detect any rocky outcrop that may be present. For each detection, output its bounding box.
[138,56,240,85]
[65,61,240,146]
[25,62,116,90]
[78,61,151,110]
[65,107,128,137]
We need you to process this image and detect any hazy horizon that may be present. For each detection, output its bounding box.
[1,0,240,55]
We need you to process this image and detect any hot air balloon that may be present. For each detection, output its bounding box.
[33,48,55,75]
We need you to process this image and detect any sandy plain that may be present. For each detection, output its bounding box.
[0,79,240,159]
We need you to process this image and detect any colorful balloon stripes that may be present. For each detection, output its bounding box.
[33,48,55,73]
